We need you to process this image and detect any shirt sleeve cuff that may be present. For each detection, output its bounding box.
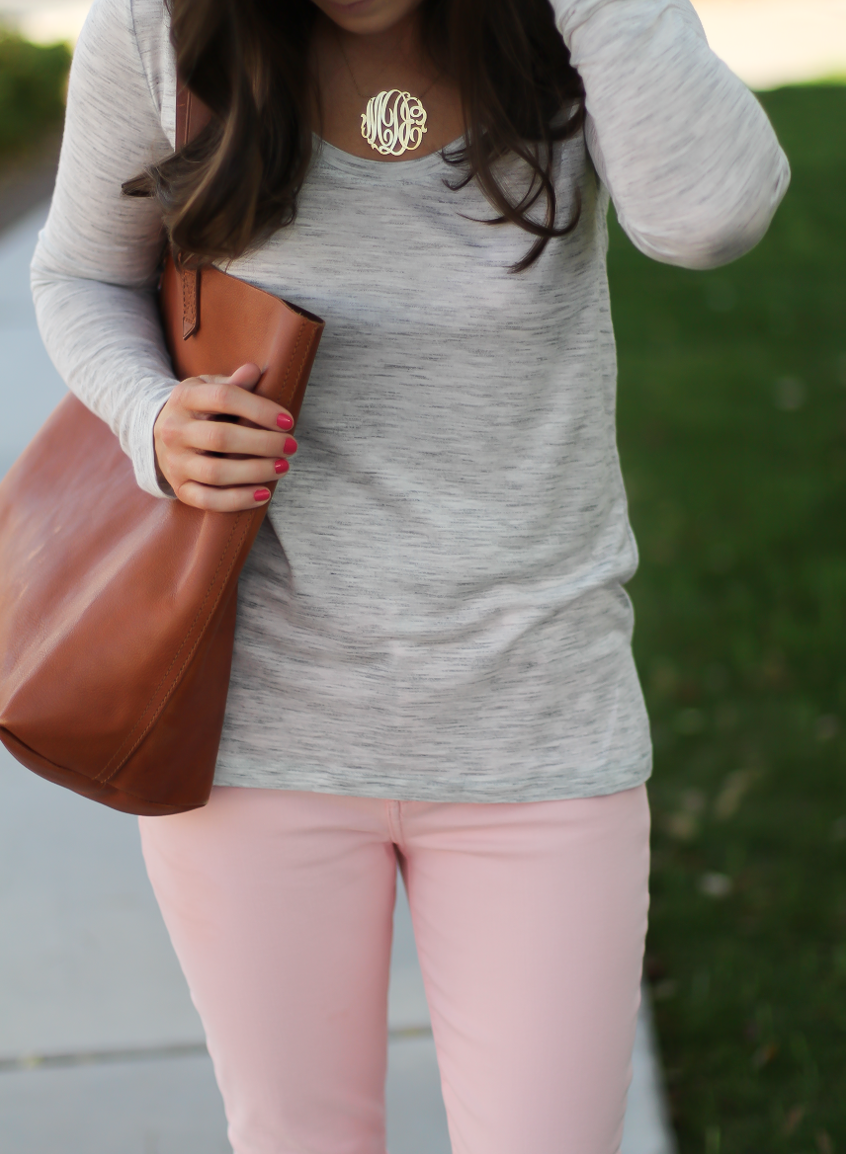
[130,382,178,499]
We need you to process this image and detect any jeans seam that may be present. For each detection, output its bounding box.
[385,799,403,846]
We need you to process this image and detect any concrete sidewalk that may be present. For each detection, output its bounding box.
[0,203,675,1153]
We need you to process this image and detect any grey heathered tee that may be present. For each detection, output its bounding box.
[30,0,789,802]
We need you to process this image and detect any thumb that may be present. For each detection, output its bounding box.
[229,362,263,391]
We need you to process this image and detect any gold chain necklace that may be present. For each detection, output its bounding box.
[334,29,441,158]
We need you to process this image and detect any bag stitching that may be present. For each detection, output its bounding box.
[1,727,190,814]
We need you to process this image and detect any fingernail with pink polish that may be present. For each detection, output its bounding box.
[254,488,271,502]
[274,459,289,475]
[283,437,298,455]
[277,413,294,431]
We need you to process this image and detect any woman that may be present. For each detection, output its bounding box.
[31,0,789,1150]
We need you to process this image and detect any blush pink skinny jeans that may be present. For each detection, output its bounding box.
[139,783,650,1154]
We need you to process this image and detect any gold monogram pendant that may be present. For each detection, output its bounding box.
[361,90,428,157]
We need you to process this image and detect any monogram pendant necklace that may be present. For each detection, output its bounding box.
[334,29,441,158]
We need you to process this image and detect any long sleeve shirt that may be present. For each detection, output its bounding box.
[30,0,789,801]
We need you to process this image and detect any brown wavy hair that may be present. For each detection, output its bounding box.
[124,0,585,272]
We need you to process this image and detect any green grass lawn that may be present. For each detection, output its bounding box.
[609,84,846,1153]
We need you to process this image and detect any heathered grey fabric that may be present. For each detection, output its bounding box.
[30,0,789,801]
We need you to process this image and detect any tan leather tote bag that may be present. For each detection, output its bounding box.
[0,90,324,815]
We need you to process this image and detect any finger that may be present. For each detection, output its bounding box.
[189,421,297,459]
[183,380,295,432]
[228,362,263,391]
[188,454,290,488]
[196,363,261,389]
[174,480,274,512]
[227,363,290,431]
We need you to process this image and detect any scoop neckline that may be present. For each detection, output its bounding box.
[312,131,465,179]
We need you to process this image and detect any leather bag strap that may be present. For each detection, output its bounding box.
[174,83,214,339]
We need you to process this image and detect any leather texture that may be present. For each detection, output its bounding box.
[0,91,324,815]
